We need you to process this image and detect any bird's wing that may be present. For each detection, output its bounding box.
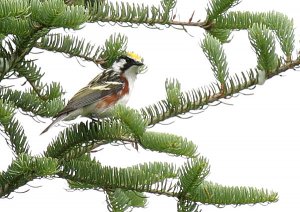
[54,79,124,118]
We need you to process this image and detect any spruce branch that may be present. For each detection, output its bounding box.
[141,55,300,127]
[264,11,295,60]
[36,33,104,63]
[201,34,229,88]
[206,0,241,22]
[140,132,198,158]
[30,0,89,29]
[178,157,210,198]
[16,60,44,96]
[0,18,66,112]
[0,87,65,117]
[106,189,147,212]
[207,28,232,43]
[58,156,277,207]
[0,0,30,19]
[189,181,278,206]
[6,27,50,83]
[98,33,128,68]
[177,200,201,212]
[44,119,130,160]
[43,111,198,161]
[0,0,32,36]
[0,154,58,198]
[86,0,209,29]
[249,23,279,74]
[0,99,30,156]
[0,153,278,206]
[15,60,64,101]
[0,18,31,37]
[165,78,182,107]
[113,105,147,139]
[60,159,178,193]
[35,33,127,68]
[0,39,14,78]
[213,11,295,59]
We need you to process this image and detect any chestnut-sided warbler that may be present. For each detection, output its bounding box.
[41,52,144,134]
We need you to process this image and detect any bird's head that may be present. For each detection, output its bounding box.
[112,52,144,74]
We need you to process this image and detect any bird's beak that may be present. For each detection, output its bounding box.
[134,61,144,66]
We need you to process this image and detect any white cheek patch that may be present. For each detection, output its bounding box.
[112,59,126,72]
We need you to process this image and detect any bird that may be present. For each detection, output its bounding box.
[41,52,144,134]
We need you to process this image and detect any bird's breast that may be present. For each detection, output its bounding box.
[82,75,134,118]
[97,75,129,106]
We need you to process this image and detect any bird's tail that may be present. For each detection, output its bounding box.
[40,114,68,135]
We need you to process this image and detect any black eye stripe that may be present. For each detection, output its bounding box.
[116,55,138,72]
[118,56,134,63]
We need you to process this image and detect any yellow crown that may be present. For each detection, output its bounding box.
[126,52,143,62]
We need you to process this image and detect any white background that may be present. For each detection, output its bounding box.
[1,0,300,211]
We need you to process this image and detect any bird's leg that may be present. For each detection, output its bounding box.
[132,141,139,151]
